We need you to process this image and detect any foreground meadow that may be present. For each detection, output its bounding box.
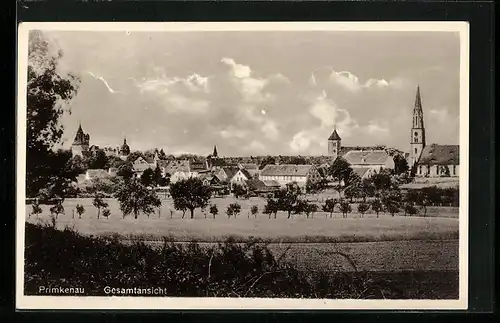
[25,197,459,243]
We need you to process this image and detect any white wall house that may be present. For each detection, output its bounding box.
[415,144,459,177]
[259,164,321,188]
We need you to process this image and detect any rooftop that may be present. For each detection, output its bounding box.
[260,164,315,177]
[418,144,459,165]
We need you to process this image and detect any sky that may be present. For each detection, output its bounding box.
[35,30,460,156]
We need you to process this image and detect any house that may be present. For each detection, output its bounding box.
[342,150,395,178]
[230,169,253,187]
[200,173,222,187]
[246,179,281,195]
[85,169,110,181]
[160,160,207,183]
[132,156,155,178]
[259,164,321,188]
[238,163,260,179]
[216,166,240,183]
[415,144,459,177]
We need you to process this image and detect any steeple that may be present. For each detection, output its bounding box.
[410,85,426,168]
[213,145,218,158]
[412,85,424,129]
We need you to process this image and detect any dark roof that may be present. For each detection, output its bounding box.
[343,150,391,165]
[418,144,459,165]
[351,167,370,178]
[328,129,341,141]
[163,160,190,174]
[239,163,259,170]
[72,124,90,146]
[222,167,239,180]
[190,161,207,172]
[260,164,315,177]
[239,169,252,179]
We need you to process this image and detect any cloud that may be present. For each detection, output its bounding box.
[329,69,407,93]
[221,57,289,103]
[219,126,248,139]
[364,120,390,135]
[166,94,210,114]
[261,121,280,141]
[221,57,251,78]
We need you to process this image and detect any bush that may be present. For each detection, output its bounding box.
[23,223,433,299]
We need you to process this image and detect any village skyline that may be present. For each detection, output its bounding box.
[40,30,461,156]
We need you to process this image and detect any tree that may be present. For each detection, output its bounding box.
[264,198,279,219]
[153,165,164,186]
[305,203,318,219]
[140,168,155,187]
[371,199,383,218]
[357,201,370,218]
[382,189,402,217]
[226,203,241,219]
[102,208,111,219]
[88,149,108,170]
[393,154,409,175]
[329,157,353,193]
[404,202,418,216]
[26,31,80,198]
[414,190,429,216]
[250,205,259,219]
[49,200,65,219]
[322,198,337,219]
[370,171,393,194]
[70,155,88,174]
[30,200,43,218]
[169,178,212,219]
[232,183,247,199]
[117,162,134,181]
[259,156,276,170]
[92,192,108,219]
[209,204,218,219]
[75,204,85,219]
[115,179,161,219]
[275,182,302,219]
[339,200,352,218]
[158,149,167,160]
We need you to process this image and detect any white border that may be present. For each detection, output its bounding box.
[16,21,469,310]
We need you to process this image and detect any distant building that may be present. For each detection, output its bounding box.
[343,150,395,178]
[327,127,342,159]
[415,144,459,177]
[407,86,460,178]
[259,164,321,188]
[216,166,240,183]
[119,138,131,160]
[85,169,111,181]
[230,169,253,187]
[238,163,260,178]
[71,123,90,157]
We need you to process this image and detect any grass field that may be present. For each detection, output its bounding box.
[25,197,459,243]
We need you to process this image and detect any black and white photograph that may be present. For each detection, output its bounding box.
[16,22,469,310]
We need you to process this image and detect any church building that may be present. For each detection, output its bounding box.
[409,86,459,177]
[71,123,90,158]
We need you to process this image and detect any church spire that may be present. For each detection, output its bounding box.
[213,145,218,158]
[412,85,424,129]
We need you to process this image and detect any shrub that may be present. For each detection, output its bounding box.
[357,201,370,218]
[209,204,218,219]
[250,205,259,219]
[23,223,431,299]
[226,203,241,219]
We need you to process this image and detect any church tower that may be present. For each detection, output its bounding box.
[328,126,342,159]
[71,123,90,157]
[410,85,426,168]
[212,145,218,158]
